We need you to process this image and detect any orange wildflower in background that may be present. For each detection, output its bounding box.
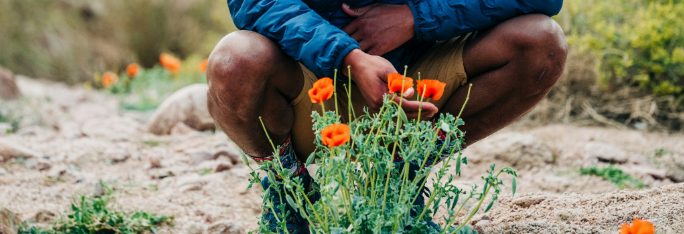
[387,73,414,94]
[127,63,140,78]
[321,124,350,148]
[620,219,655,234]
[308,77,334,105]
[159,53,181,73]
[198,59,208,73]
[101,72,118,88]
[416,79,447,100]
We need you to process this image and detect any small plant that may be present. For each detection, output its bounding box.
[19,181,173,234]
[199,168,213,176]
[653,148,669,157]
[243,68,517,233]
[580,166,644,189]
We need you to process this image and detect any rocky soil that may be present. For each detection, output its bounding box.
[1,76,683,233]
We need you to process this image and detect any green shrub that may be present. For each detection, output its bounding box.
[244,77,516,233]
[560,0,684,96]
[579,166,644,189]
[20,181,173,234]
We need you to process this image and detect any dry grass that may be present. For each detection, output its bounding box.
[519,48,684,132]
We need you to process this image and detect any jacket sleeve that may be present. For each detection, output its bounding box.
[228,0,360,78]
[408,0,564,41]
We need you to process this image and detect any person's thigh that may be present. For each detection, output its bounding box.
[438,14,568,145]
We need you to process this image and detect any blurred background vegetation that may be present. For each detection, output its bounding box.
[0,0,682,131]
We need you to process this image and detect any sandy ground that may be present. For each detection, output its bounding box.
[1,77,683,233]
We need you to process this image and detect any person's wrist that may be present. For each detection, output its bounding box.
[341,49,364,78]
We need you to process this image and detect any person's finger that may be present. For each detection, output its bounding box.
[341,21,358,35]
[391,96,438,119]
[402,87,414,98]
[341,3,376,17]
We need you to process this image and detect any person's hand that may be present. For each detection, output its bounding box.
[342,49,437,119]
[341,3,415,56]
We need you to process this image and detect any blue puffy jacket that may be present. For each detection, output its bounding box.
[227,0,563,79]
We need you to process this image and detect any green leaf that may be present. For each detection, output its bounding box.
[511,177,517,198]
[484,200,494,213]
[305,152,316,166]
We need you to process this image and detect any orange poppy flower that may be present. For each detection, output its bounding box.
[321,124,351,148]
[387,73,414,94]
[159,53,181,73]
[620,219,654,234]
[308,77,334,105]
[127,63,140,78]
[416,79,447,100]
[101,72,118,88]
[198,59,208,73]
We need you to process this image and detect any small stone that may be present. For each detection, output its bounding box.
[92,182,105,197]
[214,147,241,165]
[178,175,208,192]
[149,155,163,168]
[205,220,243,234]
[0,66,22,100]
[170,122,198,135]
[0,139,40,160]
[187,148,213,165]
[0,168,7,176]
[24,158,38,169]
[34,210,57,223]
[555,209,582,221]
[474,220,492,233]
[470,214,491,225]
[0,208,22,234]
[106,149,130,163]
[47,166,67,179]
[182,222,205,234]
[512,196,546,208]
[36,159,52,171]
[213,161,234,173]
[472,133,554,168]
[585,142,627,163]
[667,168,684,183]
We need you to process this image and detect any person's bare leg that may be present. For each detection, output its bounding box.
[439,14,568,146]
[206,30,304,157]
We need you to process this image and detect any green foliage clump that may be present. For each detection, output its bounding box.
[19,182,173,234]
[101,62,206,111]
[243,78,516,233]
[579,166,644,189]
[560,0,684,96]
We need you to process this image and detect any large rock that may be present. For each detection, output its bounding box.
[146,84,215,135]
[0,139,41,161]
[0,66,21,100]
[0,208,21,234]
[475,133,555,168]
[584,142,628,163]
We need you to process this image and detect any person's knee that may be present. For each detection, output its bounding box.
[206,31,281,112]
[510,14,568,95]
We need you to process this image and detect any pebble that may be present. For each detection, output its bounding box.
[512,195,547,208]
[585,142,627,163]
[205,220,243,234]
[182,222,205,234]
[149,154,163,168]
[0,168,7,176]
[214,147,241,165]
[187,148,213,165]
[106,149,130,163]
[213,161,234,173]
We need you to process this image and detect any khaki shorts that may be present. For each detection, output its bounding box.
[289,34,472,160]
